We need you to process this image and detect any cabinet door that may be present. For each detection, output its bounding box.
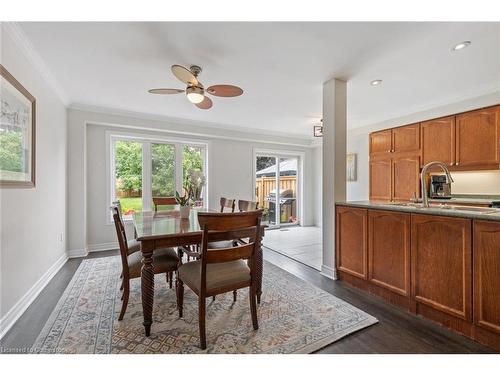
[336,207,368,279]
[368,210,411,296]
[421,116,455,167]
[392,123,420,153]
[369,157,392,200]
[411,214,472,321]
[456,106,500,167]
[370,130,392,156]
[392,153,420,201]
[473,220,500,334]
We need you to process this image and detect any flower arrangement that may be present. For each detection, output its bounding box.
[186,170,206,201]
[174,190,192,207]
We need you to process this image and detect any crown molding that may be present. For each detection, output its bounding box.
[2,22,70,106]
[69,102,315,146]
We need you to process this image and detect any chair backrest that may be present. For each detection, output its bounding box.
[238,199,259,212]
[197,210,263,293]
[110,204,131,277]
[153,197,177,212]
[112,200,124,222]
[219,197,236,213]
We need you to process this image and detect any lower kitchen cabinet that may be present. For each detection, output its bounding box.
[335,205,500,351]
[473,221,500,336]
[368,210,411,297]
[411,214,472,323]
[335,206,368,280]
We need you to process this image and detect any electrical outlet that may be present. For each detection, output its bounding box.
[59,233,63,242]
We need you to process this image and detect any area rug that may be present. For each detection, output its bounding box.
[32,256,377,353]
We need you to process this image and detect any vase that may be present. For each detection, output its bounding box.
[179,205,191,219]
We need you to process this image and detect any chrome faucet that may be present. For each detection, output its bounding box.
[420,161,454,207]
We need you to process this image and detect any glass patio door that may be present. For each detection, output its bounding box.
[255,154,300,228]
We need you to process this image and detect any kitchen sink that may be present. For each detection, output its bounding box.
[439,205,499,214]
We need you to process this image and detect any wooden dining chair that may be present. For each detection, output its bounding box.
[238,199,259,212]
[153,197,177,212]
[219,197,236,212]
[176,209,264,349]
[111,205,180,320]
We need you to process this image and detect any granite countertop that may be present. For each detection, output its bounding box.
[336,200,500,222]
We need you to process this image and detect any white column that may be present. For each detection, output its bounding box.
[322,78,347,279]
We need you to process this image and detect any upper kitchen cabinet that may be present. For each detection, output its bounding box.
[421,116,455,167]
[392,153,421,200]
[369,129,392,156]
[456,106,500,168]
[392,123,421,153]
[369,157,392,200]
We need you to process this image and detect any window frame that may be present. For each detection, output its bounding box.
[106,131,208,223]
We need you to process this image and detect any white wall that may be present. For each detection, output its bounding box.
[346,92,500,201]
[0,26,67,322]
[346,132,369,201]
[70,109,316,251]
[312,145,322,226]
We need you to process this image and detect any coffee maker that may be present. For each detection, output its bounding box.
[429,174,452,199]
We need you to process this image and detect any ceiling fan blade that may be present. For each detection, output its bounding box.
[148,88,184,94]
[171,65,198,86]
[195,96,213,110]
[206,84,243,97]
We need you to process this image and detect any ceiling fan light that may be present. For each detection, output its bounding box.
[186,86,205,104]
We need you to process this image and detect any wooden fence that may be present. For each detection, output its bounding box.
[255,175,297,209]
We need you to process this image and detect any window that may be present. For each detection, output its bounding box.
[110,134,207,219]
[114,140,143,215]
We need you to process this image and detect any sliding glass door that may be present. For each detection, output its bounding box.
[255,153,300,228]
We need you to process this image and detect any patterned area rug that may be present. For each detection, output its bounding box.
[32,256,377,353]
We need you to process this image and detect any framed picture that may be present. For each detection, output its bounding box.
[346,153,357,181]
[1,65,36,187]
[313,125,323,137]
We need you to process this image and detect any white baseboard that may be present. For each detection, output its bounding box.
[88,242,118,252]
[0,252,68,339]
[67,247,89,258]
[321,264,337,280]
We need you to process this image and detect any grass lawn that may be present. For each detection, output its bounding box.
[118,197,143,214]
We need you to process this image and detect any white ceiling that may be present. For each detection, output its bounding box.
[18,22,500,137]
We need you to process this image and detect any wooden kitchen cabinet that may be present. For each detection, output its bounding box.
[368,210,411,297]
[369,130,392,156]
[335,206,368,280]
[456,106,500,168]
[473,220,500,335]
[392,153,421,201]
[392,123,420,153]
[411,214,472,322]
[369,157,392,200]
[421,116,455,167]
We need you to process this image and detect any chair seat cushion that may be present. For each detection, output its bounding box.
[128,247,179,278]
[207,240,235,249]
[178,259,250,294]
[127,239,141,255]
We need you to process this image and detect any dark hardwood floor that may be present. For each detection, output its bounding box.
[0,248,494,353]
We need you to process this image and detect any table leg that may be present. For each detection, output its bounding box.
[141,241,155,336]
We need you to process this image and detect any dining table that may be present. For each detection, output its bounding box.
[133,206,266,336]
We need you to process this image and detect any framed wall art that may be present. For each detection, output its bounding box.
[1,65,36,187]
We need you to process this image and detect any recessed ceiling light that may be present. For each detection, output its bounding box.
[452,41,471,51]
[370,79,383,86]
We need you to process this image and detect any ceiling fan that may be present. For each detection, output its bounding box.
[148,64,243,110]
